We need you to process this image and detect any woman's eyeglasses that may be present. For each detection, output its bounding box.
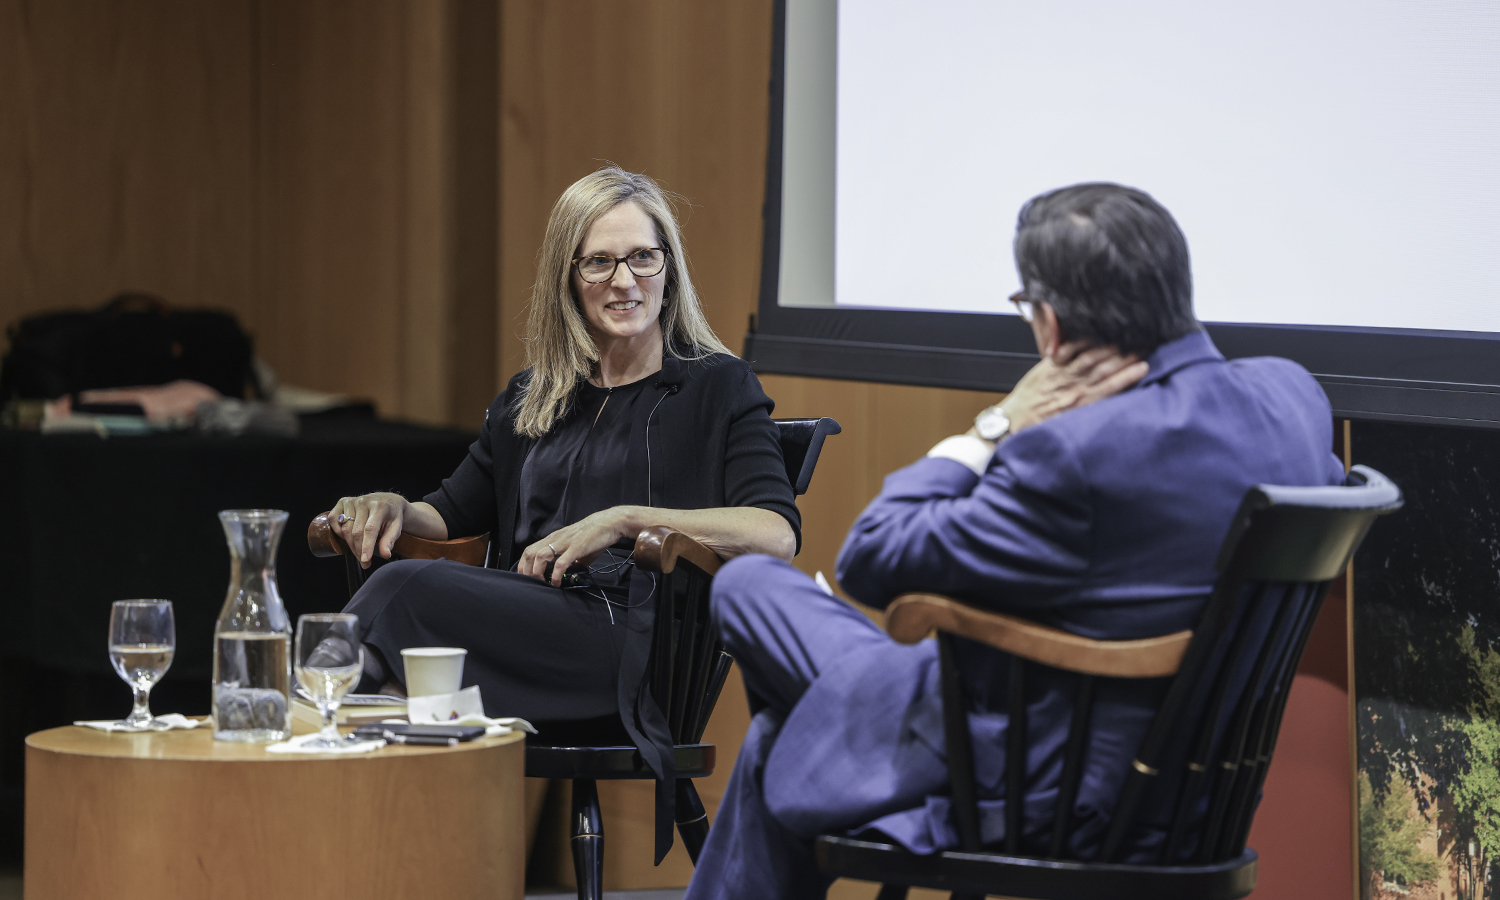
[1009,291,1035,323]
[573,248,668,284]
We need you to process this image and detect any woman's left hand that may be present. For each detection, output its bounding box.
[518,509,632,586]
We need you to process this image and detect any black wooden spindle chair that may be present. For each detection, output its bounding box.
[816,464,1401,900]
[309,416,841,900]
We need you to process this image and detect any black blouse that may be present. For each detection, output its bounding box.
[516,375,653,553]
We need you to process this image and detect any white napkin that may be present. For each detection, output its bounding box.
[406,685,485,723]
[74,713,205,733]
[406,686,537,737]
[266,733,386,754]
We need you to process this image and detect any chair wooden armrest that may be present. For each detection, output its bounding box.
[634,525,724,576]
[884,593,1191,679]
[307,512,490,568]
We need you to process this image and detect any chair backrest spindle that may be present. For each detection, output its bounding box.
[1003,655,1028,855]
[1194,586,1302,861]
[938,634,984,853]
[1048,673,1096,858]
[1221,581,1328,857]
[642,417,843,744]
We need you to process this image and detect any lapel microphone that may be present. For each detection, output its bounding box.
[646,357,682,508]
[654,358,682,394]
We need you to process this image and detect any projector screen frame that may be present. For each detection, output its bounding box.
[745,0,1500,430]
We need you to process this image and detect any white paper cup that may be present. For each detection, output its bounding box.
[401,647,467,698]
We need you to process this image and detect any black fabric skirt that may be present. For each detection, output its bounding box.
[343,557,637,744]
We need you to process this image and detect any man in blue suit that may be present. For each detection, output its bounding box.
[684,183,1345,899]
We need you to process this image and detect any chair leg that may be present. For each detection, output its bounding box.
[874,885,909,900]
[675,779,709,864]
[570,778,604,900]
[341,550,365,597]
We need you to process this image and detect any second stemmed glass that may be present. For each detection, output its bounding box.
[294,614,365,748]
[108,600,176,730]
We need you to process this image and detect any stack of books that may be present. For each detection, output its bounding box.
[291,691,408,730]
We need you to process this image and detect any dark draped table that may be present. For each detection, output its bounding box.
[0,410,476,857]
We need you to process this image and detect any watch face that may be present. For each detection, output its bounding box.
[976,406,1010,441]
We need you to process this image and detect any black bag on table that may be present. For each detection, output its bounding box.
[0,293,260,401]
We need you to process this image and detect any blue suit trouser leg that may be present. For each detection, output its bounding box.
[685,555,892,900]
[682,708,833,900]
[711,554,890,714]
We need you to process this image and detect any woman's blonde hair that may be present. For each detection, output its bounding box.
[514,166,730,437]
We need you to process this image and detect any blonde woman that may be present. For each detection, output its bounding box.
[326,167,798,849]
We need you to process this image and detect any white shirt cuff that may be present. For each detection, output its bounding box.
[926,435,995,476]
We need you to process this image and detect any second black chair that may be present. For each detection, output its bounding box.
[816,465,1401,900]
[528,416,840,900]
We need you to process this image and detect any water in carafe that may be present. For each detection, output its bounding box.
[213,510,293,742]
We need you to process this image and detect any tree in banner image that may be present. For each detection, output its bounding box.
[1450,628,1500,899]
[1359,769,1442,897]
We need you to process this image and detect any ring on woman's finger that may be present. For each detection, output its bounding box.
[337,513,351,525]
[548,543,558,556]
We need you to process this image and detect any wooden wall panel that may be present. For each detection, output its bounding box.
[760,376,1004,596]
[257,0,456,424]
[498,0,775,384]
[0,0,261,331]
[449,0,502,429]
[0,0,495,427]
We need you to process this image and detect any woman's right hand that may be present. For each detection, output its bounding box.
[330,492,409,569]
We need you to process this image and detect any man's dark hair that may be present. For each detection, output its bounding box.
[1013,183,1199,357]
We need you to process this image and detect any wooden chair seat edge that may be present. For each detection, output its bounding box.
[885,593,1191,679]
[307,512,490,567]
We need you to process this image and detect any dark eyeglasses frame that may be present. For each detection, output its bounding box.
[571,248,669,284]
[1009,291,1036,323]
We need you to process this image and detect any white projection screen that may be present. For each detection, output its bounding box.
[747,0,1500,428]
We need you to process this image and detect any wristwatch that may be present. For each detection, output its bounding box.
[974,404,1012,442]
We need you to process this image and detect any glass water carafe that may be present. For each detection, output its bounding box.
[212,509,293,742]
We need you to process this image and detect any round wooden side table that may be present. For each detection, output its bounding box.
[25,724,525,900]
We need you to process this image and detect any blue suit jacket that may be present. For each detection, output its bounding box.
[761,331,1345,859]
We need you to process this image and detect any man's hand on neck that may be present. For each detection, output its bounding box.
[998,342,1150,435]
[930,341,1149,475]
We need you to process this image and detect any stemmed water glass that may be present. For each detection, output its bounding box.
[294,614,365,748]
[108,600,176,730]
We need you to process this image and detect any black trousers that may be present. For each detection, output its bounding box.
[343,557,633,741]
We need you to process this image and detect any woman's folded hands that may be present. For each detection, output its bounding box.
[518,508,632,586]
